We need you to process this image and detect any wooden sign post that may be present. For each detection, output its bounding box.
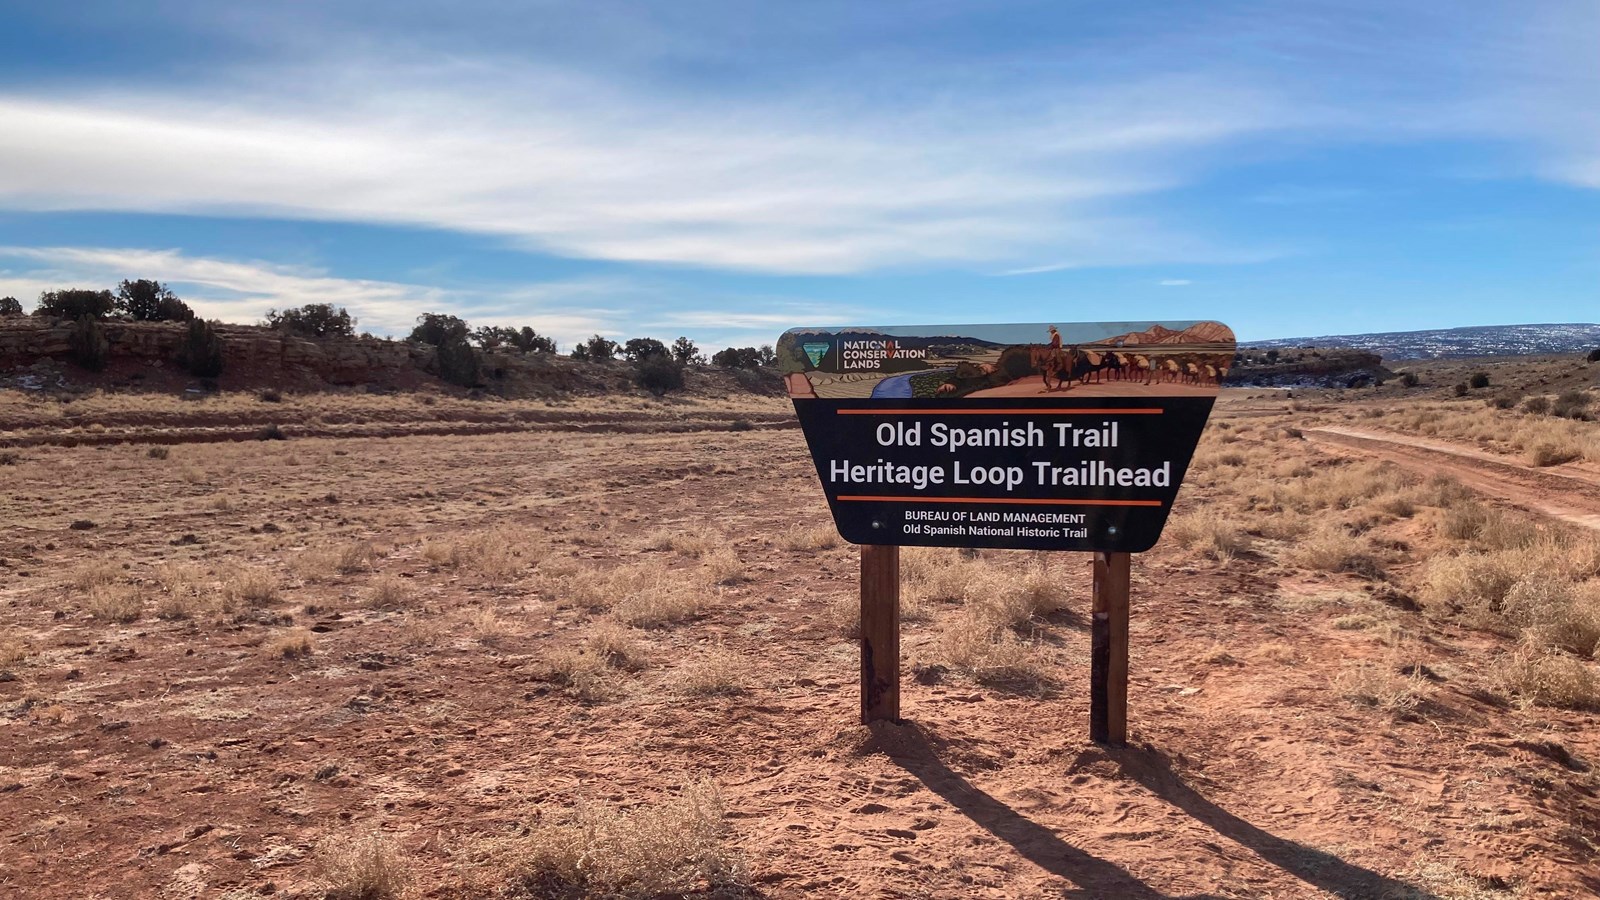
[1090,551,1130,745]
[782,320,1232,744]
[859,544,901,724]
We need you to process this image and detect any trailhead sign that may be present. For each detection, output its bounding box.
[780,321,1236,553]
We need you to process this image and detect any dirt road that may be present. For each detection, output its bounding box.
[1307,426,1600,531]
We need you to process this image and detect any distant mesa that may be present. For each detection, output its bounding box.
[1108,321,1234,346]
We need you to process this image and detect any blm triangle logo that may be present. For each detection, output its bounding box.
[802,342,830,367]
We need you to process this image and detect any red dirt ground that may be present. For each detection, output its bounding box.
[1,395,1597,899]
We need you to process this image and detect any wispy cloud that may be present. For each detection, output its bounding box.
[0,45,1300,275]
[1159,279,1192,286]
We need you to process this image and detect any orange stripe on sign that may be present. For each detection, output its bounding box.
[836,495,1164,507]
[835,408,1162,416]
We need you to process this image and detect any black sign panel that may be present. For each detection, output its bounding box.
[779,321,1234,551]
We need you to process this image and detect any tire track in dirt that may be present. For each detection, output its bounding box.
[1306,426,1600,532]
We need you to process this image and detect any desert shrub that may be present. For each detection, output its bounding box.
[1502,577,1600,657]
[258,424,287,441]
[573,335,619,361]
[711,347,762,368]
[177,319,225,377]
[1552,390,1593,421]
[0,296,22,317]
[635,354,684,395]
[1453,383,1468,397]
[435,335,481,387]
[1522,395,1551,415]
[147,446,169,459]
[1399,371,1419,387]
[476,781,744,898]
[1589,348,1600,363]
[1487,394,1516,410]
[670,336,702,365]
[265,303,356,338]
[1422,551,1523,621]
[623,337,669,362]
[69,315,109,371]
[116,279,193,321]
[317,831,411,900]
[1468,372,1490,389]
[1497,646,1600,710]
[36,288,115,319]
[728,419,753,432]
[1440,501,1492,541]
[0,451,19,466]
[1529,440,1582,467]
[259,389,282,402]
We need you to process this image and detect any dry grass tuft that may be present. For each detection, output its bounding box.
[0,637,31,667]
[778,524,840,552]
[153,561,208,619]
[224,566,280,609]
[1502,578,1600,658]
[613,587,703,628]
[317,830,412,900]
[935,607,1053,690]
[337,541,378,574]
[265,628,315,659]
[1334,659,1428,714]
[86,583,143,623]
[540,648,622,701]
[676,645,747,696]
[1197,645,1240,665]
[652,530,717,559]
[700,547,747,585]
[1529,439,1584,467]
[368,576,412,610]
[70,560,123,591]
[585,619,649,671]
[475,781,745,899]
[467,606,513,645]
[1332,614,1381,631]
[1165,512,1247,562]
[1497,646,1600,710]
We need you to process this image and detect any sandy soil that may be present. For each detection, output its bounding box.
[1,401,1598,898]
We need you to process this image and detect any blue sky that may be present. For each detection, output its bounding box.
[0,1,1596,349]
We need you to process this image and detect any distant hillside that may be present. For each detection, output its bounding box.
[1246,323,1600,360]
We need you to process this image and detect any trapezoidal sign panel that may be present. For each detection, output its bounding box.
[780,320,1235,552]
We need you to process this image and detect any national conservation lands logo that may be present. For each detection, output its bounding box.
[839,338,927,370]
[802,342,830,367]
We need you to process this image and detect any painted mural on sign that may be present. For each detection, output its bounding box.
[778,320,1235,400]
